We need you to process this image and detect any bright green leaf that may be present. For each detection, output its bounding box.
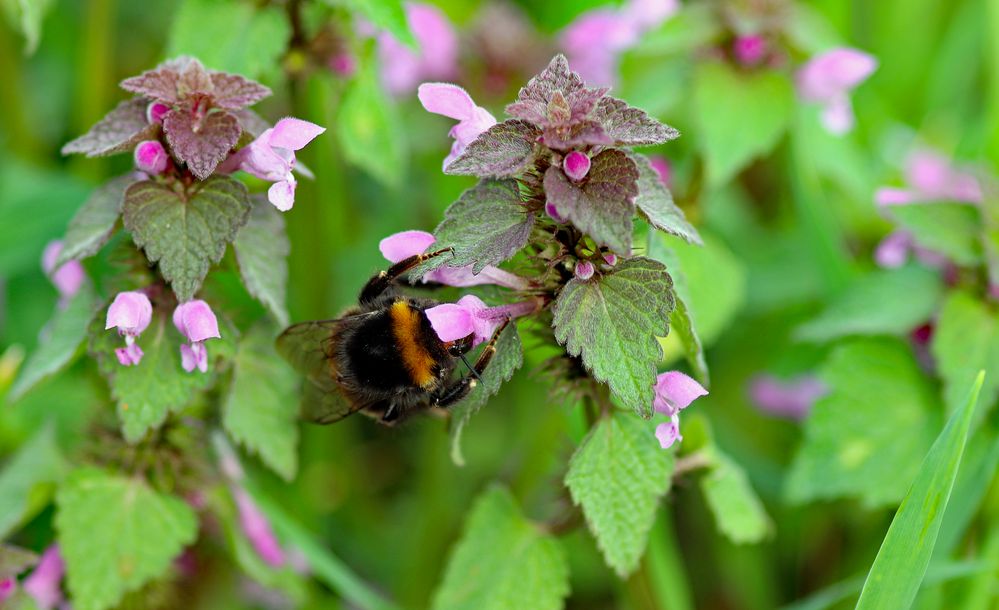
[223,325,300,481]
[930,291,999,419]
[431,486,569,610]
[700,451,771,544]
[855,372,983,610]
[888,203,982,267]
[630,152,701,245]
[338,0,415,49]
[787,338,941,508]
[234,199,290,326]
[795,265,943,343]
[55,468,198,610]
[693,62,794,186]
[565,411,674,576]
[8,286,96,402]
[552,257,674,417]
[57,175,134,266]
[337,60,406,188]
[0,426,66,539]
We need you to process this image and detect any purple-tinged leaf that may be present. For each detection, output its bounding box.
[506,54,608,128]
[232,108,271,139]
[210,73,271,110]
[446,120,540,178]
[590,96,679,147]
[544,149,639,254]
[120,66,182,104]
[175,58,214,98]
[123,176,251,301]
[630,153,701,245]
[542,121,612,151]
[61,98,157,157]
[164,109,241,180]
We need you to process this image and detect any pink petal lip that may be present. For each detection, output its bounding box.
[173,300,221,343]
[653,371,708,416]
[268,118,326,151]
[106,291,153,335]
[425,302,475,342]
[379,230,437,263]
[797,47,877,102]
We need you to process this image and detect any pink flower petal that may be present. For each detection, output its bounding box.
[115,343,144,366]
[409,3,459,79]
[268,180,296,211]
[733,35,768,66]
[268,118,326,151]
[173,300,221,343]
[0,578,16,603]
[648,155,671,186]
[234,488,285,567]
[146,102,171,124]
[655,416,681,449]
[797,48,878,102]
[42,241,84,300]
[134,140,169,174]
[563,151,591,182]
[106,291,153,336]
[418,83,496,168]
[458,294,502,346]
[575,260,595,280]
[820,95,855,135]
[23,545,64,610]
[748,374,827,421]
[875,187,918,207]
[874,230,913,268]
[906,149,953,197]
[653,371,708,416]
[379,230,436,263]
[424,302,475,342]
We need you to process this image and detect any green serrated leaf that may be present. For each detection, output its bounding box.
[630,152,701,245]
[0,426,66,540]
[337,60,405,187]
[795,264,943,343]
[339,0,415,49]
[450,323,523,466]
[57,175,134,266]
[888,203,983,266]
[433,179,534,274]
[431,486,569,610]
[0,544,38,580]
[931,291,999,420]
[123,176,251,302]
[234,199,290,326]
[543,148,639,255]
[856,373,983,610]
[223,325,299,481]
[669,295,708,385]
[168,0,290,78]
[565,411,674,576]
[787,338,941,508]
[693,62,793,186]
[552,257,674,417]
[111,317,212,443]
[700,451,771,544]
[8,286,96,402]
[55,467,198,610]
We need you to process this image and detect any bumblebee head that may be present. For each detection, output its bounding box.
[446,334,474,357]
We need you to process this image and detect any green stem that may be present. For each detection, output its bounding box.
[643,509,694,610]
[74,0,116,179]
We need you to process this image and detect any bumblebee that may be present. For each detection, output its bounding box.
[277,247,509,425]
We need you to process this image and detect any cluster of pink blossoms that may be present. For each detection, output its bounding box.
[796,47,877,135]
[105,292,220,373]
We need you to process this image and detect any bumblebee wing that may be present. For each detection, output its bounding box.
[300,377,362,425]
[277,320,341,380]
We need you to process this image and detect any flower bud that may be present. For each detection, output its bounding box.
[134,140,169,174]
[146,101,171,124]
[563,151,591,182]
[733,35,767,66]
[575,260,595,280]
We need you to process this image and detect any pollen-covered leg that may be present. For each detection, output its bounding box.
[359,247,454,304]
[433,318,511,408]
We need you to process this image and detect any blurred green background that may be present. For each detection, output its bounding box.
[1,0,998,608]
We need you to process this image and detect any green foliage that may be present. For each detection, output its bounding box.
[0,426,66,539]
[432,179,534,273]
[446,121,540,178]
[700,451,771,544]
[931,291,999,418]
[8,286,96,402]
[431,486,569,610]
[552,257,674,417]
[338,0,415,49]
[168,0,290,78]
[55,467,198,610]
[565,411,674,576]
[57,175,134,266]
[0,0,53,53]
[693,62,794,186]
[109,317,212,443]
[888,203,983,266]
[223,325,299,481]
[234,199,291,326]
[795,265,943,342]
[855,372,983,610]
[0,544,38,579]
[787,338,941,507]
[630,152,701,245]
[123,176,252,302]
[337,58,406,188]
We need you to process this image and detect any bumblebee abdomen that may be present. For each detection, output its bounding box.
[389,300,439,389]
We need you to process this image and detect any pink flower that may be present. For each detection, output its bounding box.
[560,0,678,86]
[106,290,153,366]
[378,3,459,95]
[379,230,527,290]
[796,48,877,135]
[234,117,325,212]
[748,374,827,421]
[575,260,595,280]
[652,371,708,449]
[876,148,983,207]
[234,488,285,567]
[328,51,357,77]
[873,229,949,270]
[134,140,169,174]
[733,35,768,66]
[0,578,16,604]
[563,151,591,182]
[425,295,499,346]
[173,300,221,373]
[146,101,171,124]
[23,545,64,610]
[648,155,671,187]
[41,241,84,302]
[417,83,497,170]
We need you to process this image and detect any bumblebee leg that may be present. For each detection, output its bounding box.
[434,318,511,408]
[359,247,454,304]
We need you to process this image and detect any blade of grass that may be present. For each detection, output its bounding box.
[854,371,985,610]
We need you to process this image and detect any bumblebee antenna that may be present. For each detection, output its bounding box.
[459,353,484,383]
